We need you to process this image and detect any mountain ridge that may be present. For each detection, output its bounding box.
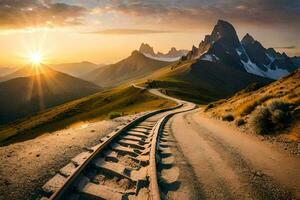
[50,61,100,77]
[139,43,188,61]
[82,51,171,87]
[0,68,101,124]
[182,19,299,79]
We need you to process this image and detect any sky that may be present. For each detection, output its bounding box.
[0,0,299,67]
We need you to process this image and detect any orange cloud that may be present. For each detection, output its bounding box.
[0,0,87,29]
[87,29,175,35]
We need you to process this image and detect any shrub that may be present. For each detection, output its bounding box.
[205,103,214,111]
[268,100,291,112]
[108,111,122,119]
[222,114,234,122]
[257,95,273,104]
[251,106,272,134]
[251,100,292,135]
[235,118,246,126]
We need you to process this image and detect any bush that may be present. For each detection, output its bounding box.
[268,100,291,112]
[251,106,272,134]
[235,118,246,126]
[222,114,234,122]
[108,111,122,119]
[205,103,214,111]
[251,100,292,134]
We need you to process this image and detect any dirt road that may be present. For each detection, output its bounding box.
[167,108,300,199]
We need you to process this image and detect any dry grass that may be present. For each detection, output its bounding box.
[206,69,300,139]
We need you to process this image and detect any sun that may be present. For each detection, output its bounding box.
[30,52,43,65]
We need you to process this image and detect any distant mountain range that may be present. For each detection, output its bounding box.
[82,50,170,87]
[50,61,101,77]
[0,62,102,81]
[0,66,52,82]
[139,43,188,62]
[0,67,101,124]
[0,67,16,76]
[182,20,300,79]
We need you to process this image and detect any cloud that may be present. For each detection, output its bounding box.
[274,46,297,50]
[86,28,174,35]
[94,0,300,30]
[0,0,87,29]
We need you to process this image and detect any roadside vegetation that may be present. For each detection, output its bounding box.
[0,86,176,145]
[205,69,300,141]
[251,100,293,134]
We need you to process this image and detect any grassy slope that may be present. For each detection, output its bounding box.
[0,69,101,124]
[50,61,99,77]
[83,51,170,87]
[0,86,176,145]
[135,60,271,104]
[205,69,300,140]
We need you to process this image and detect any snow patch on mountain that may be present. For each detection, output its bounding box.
[241,60,264,77]
[201,54,220,62]
[266,53,275,63]
[143,53,181,62]
[241,60,289,79]
[263,68,289,80]
[236,48,243,56]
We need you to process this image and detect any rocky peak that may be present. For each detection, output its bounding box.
[241,33,255,46]
[282,52,289,58]
[139,43,155,56]
[266,48,277,57]
[210,19,241,48]
[168,47,177,54]
[131,50,143,57]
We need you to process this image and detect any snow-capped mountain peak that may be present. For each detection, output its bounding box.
[182,20,299,80]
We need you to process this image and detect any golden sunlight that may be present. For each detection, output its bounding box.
[30,52,43,65]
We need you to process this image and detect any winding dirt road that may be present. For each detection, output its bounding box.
[148,88,300,199]
[166,108,300,200]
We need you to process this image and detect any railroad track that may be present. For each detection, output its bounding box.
[39,92,195,200]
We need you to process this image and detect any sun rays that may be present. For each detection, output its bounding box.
[30,52,43,65]
[20,28,53,111]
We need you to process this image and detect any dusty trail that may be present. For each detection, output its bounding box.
[168,108,300,199]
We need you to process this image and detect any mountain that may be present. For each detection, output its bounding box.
[0,67,16,76]
[0,67,101,124]
[0,65,56,82]
[51,61,99,77]
[182,20,299,80]
[139,43,188,62]
[138,59,271,103]
[82,51,170,87]
[292,56,300,67]
[139,43,156,56]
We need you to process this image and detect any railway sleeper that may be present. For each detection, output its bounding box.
[117,139,147,150]
[93,158,148,183]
